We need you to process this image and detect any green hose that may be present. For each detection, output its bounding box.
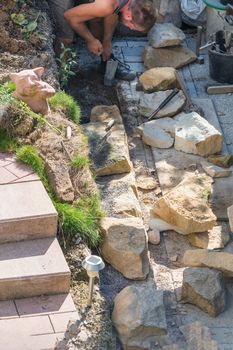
[203,0,226,10]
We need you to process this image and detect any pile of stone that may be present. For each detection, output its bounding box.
[143,22,196,69]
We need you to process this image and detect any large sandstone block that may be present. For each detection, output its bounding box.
[188,224,230,250]
[100,217,149,280]
[182,267,226,317]
[139,67,177,93]
[174,112,223,156]
[151,174,216,234]
[143,46,197,69]
[139,90,186,119]
[137,118,177,148]
[112,284,167,349]
[90,105,123,124]
[148,23,185,48]
[82,123,132,176]
[227,204,233,232]
[183,249,233,276]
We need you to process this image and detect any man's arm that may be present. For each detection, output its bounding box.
[102,14,119,61]
[64,0,116,55]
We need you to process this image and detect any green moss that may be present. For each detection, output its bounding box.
[71,154,90,170]
[49,91,81,124]
[0,128,18,152]
[16,145,102,248]
[0,82,15,105]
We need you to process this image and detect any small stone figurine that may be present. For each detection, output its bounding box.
[10,67,55,115]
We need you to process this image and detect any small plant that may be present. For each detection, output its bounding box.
[49,91,81,124]
[0,82,15,105]
[11,11,41,40]
[0,128,18,153]
[71,154,90,170]
[56,44,77,89]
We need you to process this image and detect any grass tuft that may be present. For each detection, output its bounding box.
[49,91,81,124]
[55,195,103,248]
[0,128,18,152]
[71,154,90,170]
[16,145,102,248]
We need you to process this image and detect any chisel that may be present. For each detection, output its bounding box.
[147,88,180,121]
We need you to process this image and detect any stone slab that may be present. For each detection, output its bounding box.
[15,293,76,317]
[0,238,70,300]
[0,153,15,167]
[0,181,57,242]
[152,147,233,219]
[49,311,80,333]
[0,167,17,184]
[0,300,18,319]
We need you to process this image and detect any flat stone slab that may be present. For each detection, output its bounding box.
[139,89,186,118]
[0,181,57,242]
[143,46,197,69]
[0,237,70,300]
[148,23,185,48]
[152,147,233,219]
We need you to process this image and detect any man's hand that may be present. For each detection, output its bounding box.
[102,39,112,61]
[86,38,103,56]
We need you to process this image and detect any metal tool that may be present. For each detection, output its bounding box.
[104,59,118,87]
[196,26,205,64]
[92,119,115,155]
[146,88,180,121]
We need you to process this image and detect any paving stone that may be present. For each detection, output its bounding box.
[0,181,57,242]
[5,162,34,178]
[0,238,70,300]
[49,311,80,333]
[0,315,53,335]
[122,46,145,56]
[12,173,40,183]
[0,300,18,319]
[0,153,15,167]
[15,293,76,317]
[0,167,17,184]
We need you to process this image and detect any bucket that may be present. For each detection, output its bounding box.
[209,49,233,83]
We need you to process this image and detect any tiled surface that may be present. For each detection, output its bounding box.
[0,294,78,350]
[0,153,39,185]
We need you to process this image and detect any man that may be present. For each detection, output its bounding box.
[50,0,157,80]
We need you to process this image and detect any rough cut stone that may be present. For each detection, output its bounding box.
[139,90,186,119]
[143,46,197,69]
[174,112,223,156]
[137,118,177,148]
[139,67,177,93]
[183,249,233,277]
[188,224,230,250]
[112,284,167,349]
[151,174,216,234]
[112,187,142,218]
[90,104,123,124]
[100,217,149,280]
[82,123,132,176]
[148,23,185,48]
[159,0,182,28]
[227,204,233,233]
[147,229,161,245]
[180,322,219,350]
[136,175,158,190]
[45,160,74,203]
[182,267,226,316]
[201,161,232,178]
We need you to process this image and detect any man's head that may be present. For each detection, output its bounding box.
[120,0,157,32]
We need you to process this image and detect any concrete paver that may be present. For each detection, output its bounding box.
[0,237,70,299]
[0,300,18,319]
[15,293,76,317]
[49,311,80,333]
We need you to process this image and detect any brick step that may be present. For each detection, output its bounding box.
[0,181,57,243]
[0,238,70,300]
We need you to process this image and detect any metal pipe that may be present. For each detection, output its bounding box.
[196,26,203,56]
[88,276,95,307]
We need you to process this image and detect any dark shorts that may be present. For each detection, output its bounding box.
[49,0,93,40]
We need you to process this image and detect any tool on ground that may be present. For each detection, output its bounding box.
[199,41,216,51]
[104,59,118,87]
[207,84,233,94]
[196,26,205,64]
[92,119,115,155]
[146,88,180,121]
